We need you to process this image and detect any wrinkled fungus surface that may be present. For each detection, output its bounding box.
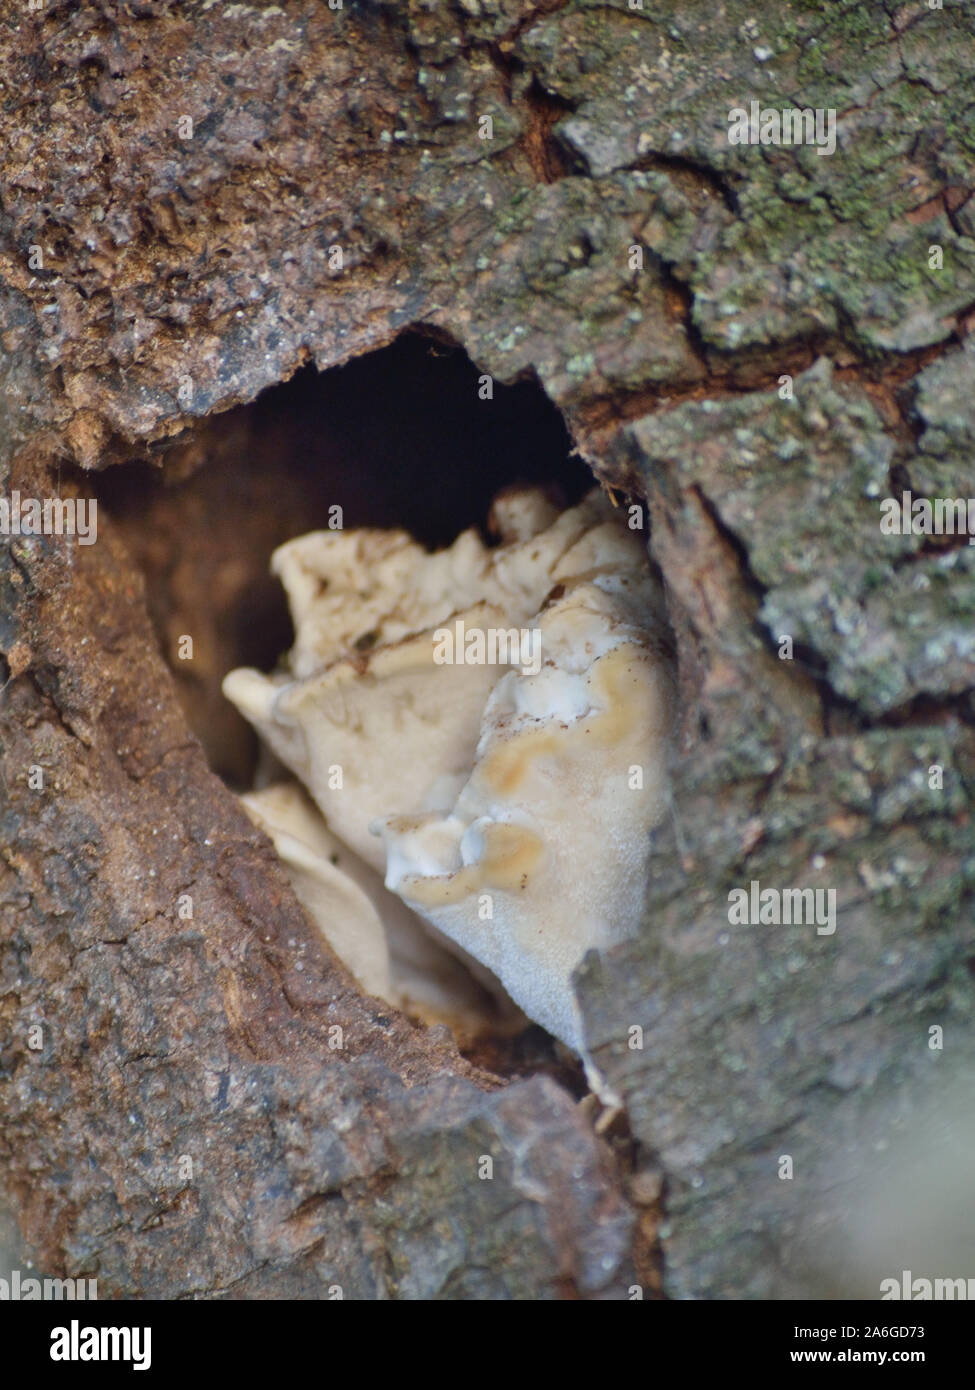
[224,488,676,1086]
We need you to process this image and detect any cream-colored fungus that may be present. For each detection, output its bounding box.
[241,780,519,1040]
[224,487,675,1090]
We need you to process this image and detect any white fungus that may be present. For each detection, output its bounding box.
[240,780,518,1040]
[224,487,676,1090]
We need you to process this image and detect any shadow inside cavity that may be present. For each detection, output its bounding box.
[96,329,591,787]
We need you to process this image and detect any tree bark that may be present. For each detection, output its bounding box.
[2,0,974,1298]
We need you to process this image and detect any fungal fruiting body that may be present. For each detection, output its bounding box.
[240,780,519,1039]
[223,487,675,1083]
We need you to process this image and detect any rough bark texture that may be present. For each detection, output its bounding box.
[2,0,974,1298]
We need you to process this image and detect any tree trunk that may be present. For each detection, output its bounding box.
[1,0,973,1299]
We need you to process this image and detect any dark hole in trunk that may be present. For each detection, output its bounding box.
[97,329,592,788]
